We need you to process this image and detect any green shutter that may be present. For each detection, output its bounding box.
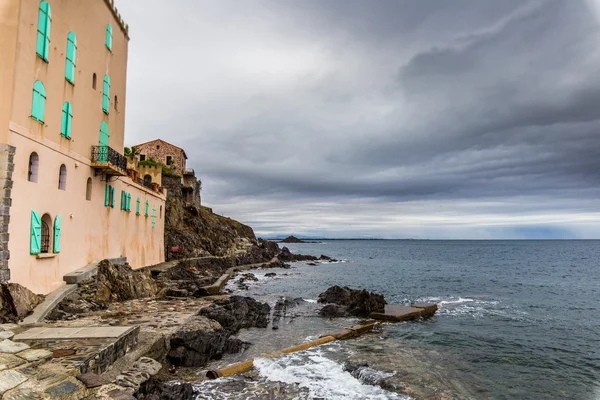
[30,210,42,255]
[136,197,140,215]
[104,184,110,206]
[65,32,76,83]
[102,75,110,114]
[111,187,115,208]
[126,193,131,211]
[120,190,125,210]
[53,214,62,253]
[145,200,149,217]
[32,81,46,123]
[151,207,156,228]
[36,2,51,61]
[106,24,113,51]
[61,102,72,138]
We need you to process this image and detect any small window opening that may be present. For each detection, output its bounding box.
[160,205,162,219]
[140,154,146,161]
[156,145,160,150]
[28,152,39,182]
[41,213,52,253]
[114,95,118,111]
[144,174,152,187]
[58,164,67,190]
[166,155,172,165]
[86,177,92,200]
[92,73,97,89]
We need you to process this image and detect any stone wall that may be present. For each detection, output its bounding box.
[0,144,15,282]
[134,140,186,175]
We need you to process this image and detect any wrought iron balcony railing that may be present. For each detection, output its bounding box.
[91,145,127,171]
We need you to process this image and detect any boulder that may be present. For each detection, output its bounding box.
[277,247,318,262]
[272,297,305,329]
[319,304,349,317]
[198,296,270,333]
[0,283,43,323]
[94,260,158,303]
[318,286,386,318]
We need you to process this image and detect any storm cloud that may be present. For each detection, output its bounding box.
[118,0,600,238]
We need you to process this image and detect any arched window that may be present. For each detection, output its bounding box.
[58,164,66,190]
[86,177,92,200]
[65,32,77,84]
[36,1,51,61]
[28,152,39,183]
[40,213,52,253]
[114,95,118,111]
[61,102,73,139]
[92,73,97,89]
[102,75,110,114]
[31,81,46,123]
[160,205,162,219]
[106,24,113,51]
[143,175,152,187]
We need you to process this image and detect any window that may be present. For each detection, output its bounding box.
[139,154,146,161]
[160,205,162,219]
[58,164,66,190]
[61,102,73,139]
[156,145,160,150]
[28,152,39,183]
[136,197,141,215]
[143,175,152,187]
[36,1,51,61]
[86,178,92,200]
[166,156,172,165]
[111,186,115,208]
[92,73,97,89]
[120,190,126,210]
[32,81,46,123]
[114,95,118,111]
[126,193,131,211]
[106,24,113,51]
[145,200,149,217]
[65,32,76,84]
[102,75,110,114]
[41,214,51,253]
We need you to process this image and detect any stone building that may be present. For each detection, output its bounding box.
[0,0,166,294]
[132,139,188,176]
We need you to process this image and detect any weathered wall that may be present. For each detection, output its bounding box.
[134,140,187,175]
[0,145,15,282]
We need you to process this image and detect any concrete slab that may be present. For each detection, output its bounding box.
[21,284,77,325]
[63,261,99,284]
[14,326,135,341]
[0,324,19,331]
[0,340,30,354]
[16,349,53,362]
[371,305,426,322]
[0,331,15,340]
[0,353,26,370]
[0,370,28,394]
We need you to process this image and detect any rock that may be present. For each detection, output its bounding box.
[0,370,28,395]
[317,286,386,317]
[0,340,30,354]
[319,304,349,317]
[280,235,307,243]
[15,349,52,362]
[272,297,305,328]
[319,255,331,260]
[44,381,80,397]
[76,372,109,388]
[0,331,14,340]
[277,247,318,262]
[140,381,196,400]
[0,283,43,323]
[306,262,318,266]
[0,354,26,370]
[198,296,270,333]
[265,272,276,277]
[94,260,158,303]
[116,357,162,390]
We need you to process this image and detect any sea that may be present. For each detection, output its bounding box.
[185,240,600,400]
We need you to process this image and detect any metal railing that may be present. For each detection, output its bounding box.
[91,145,127,170]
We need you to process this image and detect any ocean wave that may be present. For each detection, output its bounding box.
[253,348,411,400]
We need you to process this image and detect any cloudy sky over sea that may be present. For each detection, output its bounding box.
[119,0,600,239]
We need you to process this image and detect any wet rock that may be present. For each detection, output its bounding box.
[265,272,276,277]
[0,283,43,323]
[140,381,196,400]
[306,262,318,266]
[277,247,318,262]
[198,296,270,333]
[319,304,349,317]
[76,372,109,388]
[236,273,258,290]
[318,285,386,317]
[272,297,305,328]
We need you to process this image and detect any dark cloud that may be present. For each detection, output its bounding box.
[118,0,600,238]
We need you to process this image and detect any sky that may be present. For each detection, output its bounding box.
[117,0,600,239]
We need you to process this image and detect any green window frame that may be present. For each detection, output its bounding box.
[136,197,140,215]
[126,193,131,211]
[106,24,113,51]
[111,187,116,208]
[105,184,110,206]
[61,102,73,139]
[65,32,77,84]
[36,1,51,61]
[30,210,42,255]
[151,206,156,228]
[102,75,110,114]
[145,200,149,217]
[32,81,46,123]
[120,190,125,210]
[53,214,62,253]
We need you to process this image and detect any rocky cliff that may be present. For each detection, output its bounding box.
[161,176,257,259]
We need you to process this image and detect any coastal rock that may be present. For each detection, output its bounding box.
[277,247,318,262]
[198,296,270,333]
[280,235,307,243]
[265,272,277,277]
[0,283,43,323]
[272,297,305,328]
[319,304,349,317]
[318,286,386,317]
[155,258,231,297]
[140,381,196,400]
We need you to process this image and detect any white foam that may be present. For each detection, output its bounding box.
[254,348,411,400]
[303,298,317,303]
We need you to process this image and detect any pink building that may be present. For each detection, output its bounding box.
[0,0,166,294]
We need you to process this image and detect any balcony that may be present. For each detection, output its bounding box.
[91,146,127,176]
[183,168,195,176]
